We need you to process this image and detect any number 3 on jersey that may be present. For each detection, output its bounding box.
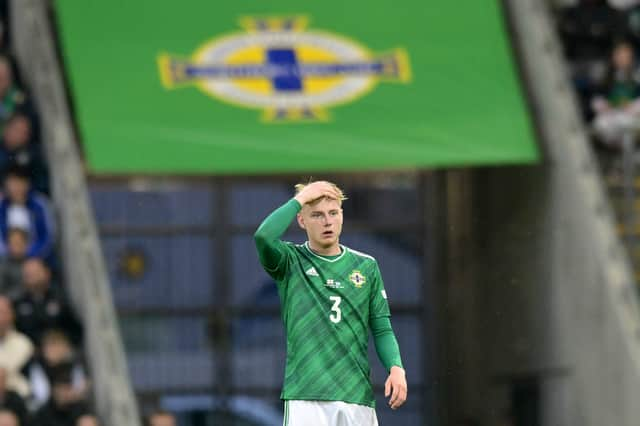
[329,296,342,323]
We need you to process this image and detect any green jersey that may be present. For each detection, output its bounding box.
[254,199,402,408]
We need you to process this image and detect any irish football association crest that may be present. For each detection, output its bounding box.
[158,16,411,122]
[349,270,366,288]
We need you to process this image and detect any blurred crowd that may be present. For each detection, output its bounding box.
[0,2,184,425]
[0,2,98,426]
[555,0,640,155]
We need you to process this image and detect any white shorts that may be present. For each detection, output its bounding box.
[283,400,379,426]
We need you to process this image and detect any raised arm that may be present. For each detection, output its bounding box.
[254,199,301,277]
[254,181,343,278]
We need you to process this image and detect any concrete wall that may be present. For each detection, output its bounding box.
[439,1,640,425]
[470,155,640,426]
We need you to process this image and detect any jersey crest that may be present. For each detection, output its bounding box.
[349,270,366,288]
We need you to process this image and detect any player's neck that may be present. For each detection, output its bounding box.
[308,240,341,256]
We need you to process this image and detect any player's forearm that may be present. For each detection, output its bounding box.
[254,198,301,268]
[255,198,301,242]
[371,316,403,371]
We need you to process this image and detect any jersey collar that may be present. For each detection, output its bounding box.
[304,241,347,263]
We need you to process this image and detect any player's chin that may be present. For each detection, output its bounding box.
[323,235,339,244]
[316,235,337,246]
[319,232,336,241]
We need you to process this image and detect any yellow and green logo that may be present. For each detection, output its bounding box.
[158,16,411,122]
[349,270,367,288]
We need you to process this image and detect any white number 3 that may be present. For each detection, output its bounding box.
[329,296,342,323]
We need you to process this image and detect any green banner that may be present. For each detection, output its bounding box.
[55,0,538,174]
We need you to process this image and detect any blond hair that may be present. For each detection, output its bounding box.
[294,180,347,203]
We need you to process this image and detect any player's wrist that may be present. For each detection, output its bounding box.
[390,365,405,375]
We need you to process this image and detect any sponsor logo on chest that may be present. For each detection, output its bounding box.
[305,265,367,290]
[325,279,344,289]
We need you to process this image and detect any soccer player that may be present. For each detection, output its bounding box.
[254,180,407,426]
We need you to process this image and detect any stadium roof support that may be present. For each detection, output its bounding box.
[481,0,640,424]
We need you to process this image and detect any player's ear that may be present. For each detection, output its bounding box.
[297,213,306,229]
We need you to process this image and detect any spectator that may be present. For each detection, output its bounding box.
[0,0,9,52]
[146,410,176,426]
[75,414,99,426]
[29,329,88,410]
[31,371,89,426]
[0,296,32,398]
[0,165,54,260]
[591,40,640,146]
[13,259,82,346]
[610,0,640,10]
[0,369,26,426]
[499,412,516,426]
[0,57,27,130]
[0,228,28,299]
[0,410,17,426]
[0,113,48,193]
[559,0,624,62]
[456,419,480,426]
[623,2,640,54]
[558,0,626,119]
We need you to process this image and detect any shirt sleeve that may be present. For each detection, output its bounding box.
[253,198,301,281]
[368,261,403,371]
[6,333,33,372]
[371,316,404,371]
[26,196,55,259]
[369,261,391,319]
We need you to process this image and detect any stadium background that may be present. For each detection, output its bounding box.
[56,0,536,424]
[2,0,639,425]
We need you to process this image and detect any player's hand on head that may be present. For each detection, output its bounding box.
[294,181,341,205]
[385,366,407,410]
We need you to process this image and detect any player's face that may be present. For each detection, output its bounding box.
[298,197,343,251]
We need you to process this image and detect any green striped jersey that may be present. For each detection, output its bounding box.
[261,240,390,408]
